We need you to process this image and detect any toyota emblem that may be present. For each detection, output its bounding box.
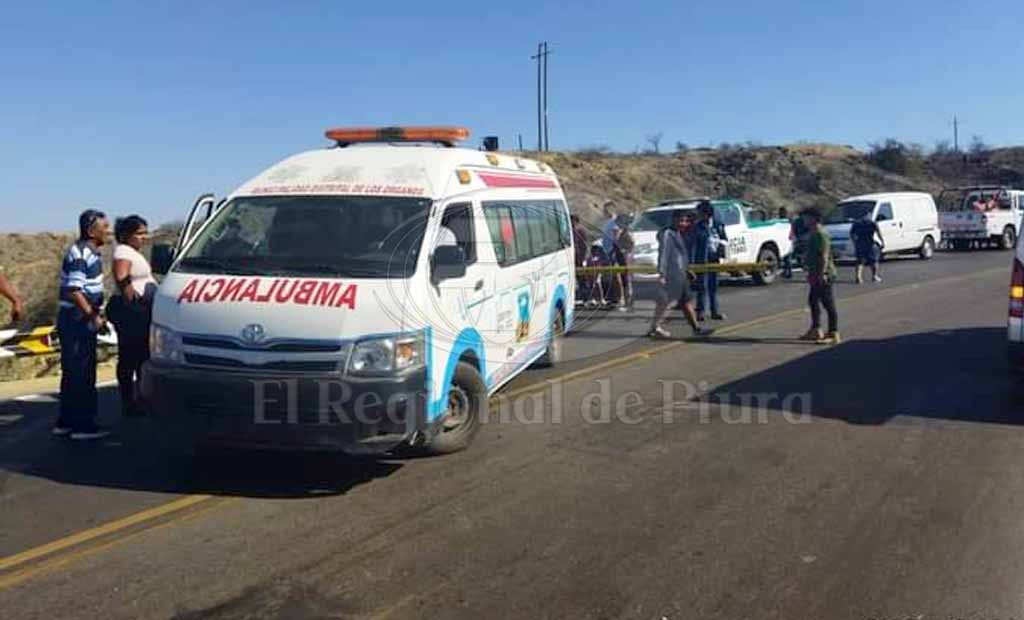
[241,323,266,345]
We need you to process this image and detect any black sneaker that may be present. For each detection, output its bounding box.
[70,425,111,441]
[692,327,715,338]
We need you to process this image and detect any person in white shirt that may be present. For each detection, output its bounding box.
[109,215,157,417]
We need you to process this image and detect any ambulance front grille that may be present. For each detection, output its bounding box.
[181,335,344,353]
[183,353,340,373]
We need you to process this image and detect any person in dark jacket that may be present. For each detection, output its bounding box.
[783,212,808,279]
[55,209,111,440]
[691,200,728,321]
[649,211,714,339]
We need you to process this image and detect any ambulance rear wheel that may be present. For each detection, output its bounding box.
[422,362,485,455]
[534,311,565,368]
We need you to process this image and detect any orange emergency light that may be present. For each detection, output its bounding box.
[325,126,470,146]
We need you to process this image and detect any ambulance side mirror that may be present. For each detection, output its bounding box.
[432,245,467,283]
[151,244,175,276]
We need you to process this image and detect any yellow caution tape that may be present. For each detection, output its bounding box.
[1,325,116,357]
[576,262,768,276]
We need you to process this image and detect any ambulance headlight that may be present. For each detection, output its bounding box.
[348,334,424,375]
[150,324,183,364]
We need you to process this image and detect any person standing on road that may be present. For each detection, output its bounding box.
[783,210,808,280]
[615,212,636,311]
[799,208,840,345]
[107,215,157,418]
[691,200,728,321]
[850,213,884,284]
[54,209,112,440]
[0,270,25,324]
[600,202,627,311]
[649,211,715,339]
[571,215,591,305]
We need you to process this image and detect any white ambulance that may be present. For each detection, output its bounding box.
[142,127,575,455]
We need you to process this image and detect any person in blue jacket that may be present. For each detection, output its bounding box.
[691,200,728,321]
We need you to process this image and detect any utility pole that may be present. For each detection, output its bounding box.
[533,43,543,151]
[542,41,550,151]
[953,114,959,152]
[531,42,552,151]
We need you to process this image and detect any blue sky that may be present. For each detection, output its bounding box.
[2,0,1022,231]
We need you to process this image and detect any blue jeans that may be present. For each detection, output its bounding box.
[695,271,719,315]
[57,309,98,430]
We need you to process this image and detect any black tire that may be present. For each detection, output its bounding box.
[421,361,486,455]
[1000,226,1017,251]
[533,310,564,368]
[752,245,780,285]
[919,236,935,260]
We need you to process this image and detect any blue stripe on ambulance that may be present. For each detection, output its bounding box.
[425,286,568,422]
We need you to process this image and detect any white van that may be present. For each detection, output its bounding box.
[141,127,575,455]
[825,192,941,261]
[1010,227,1024,374]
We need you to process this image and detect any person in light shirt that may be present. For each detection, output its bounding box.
[55,209,111,440]
[108,215,157,417]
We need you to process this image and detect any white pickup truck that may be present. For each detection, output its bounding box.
[630,198,793,284]
[938,186,1023,251]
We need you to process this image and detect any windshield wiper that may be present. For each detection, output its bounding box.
[175,257,254,275]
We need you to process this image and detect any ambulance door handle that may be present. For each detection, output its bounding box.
[474,279,484,291]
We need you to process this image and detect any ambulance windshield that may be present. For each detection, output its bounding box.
[175,195,431,278]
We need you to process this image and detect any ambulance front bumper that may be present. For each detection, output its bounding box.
[140,361,427,454]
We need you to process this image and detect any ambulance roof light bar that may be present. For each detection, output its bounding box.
[325,126,471,148]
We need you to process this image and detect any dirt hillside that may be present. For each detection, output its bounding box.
[2,144,1021,329]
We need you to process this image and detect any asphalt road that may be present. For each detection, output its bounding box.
[2,249,1023,619]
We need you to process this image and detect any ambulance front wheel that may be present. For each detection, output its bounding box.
[422,362,486,455]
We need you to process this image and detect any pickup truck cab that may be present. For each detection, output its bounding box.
[631,198,792,284]
[938,186,1022,251]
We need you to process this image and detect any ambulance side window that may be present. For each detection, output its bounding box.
[484,203,519,266]
[510,204,535,259]
[440,202,476,265]
[554,201,571,248]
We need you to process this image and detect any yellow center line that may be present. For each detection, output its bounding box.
[0,498,229,590]
[0,494,213,575]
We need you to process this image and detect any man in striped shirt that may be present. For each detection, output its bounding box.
[55,209,111,440]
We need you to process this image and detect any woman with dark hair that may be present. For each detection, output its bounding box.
[108,215,156,417]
